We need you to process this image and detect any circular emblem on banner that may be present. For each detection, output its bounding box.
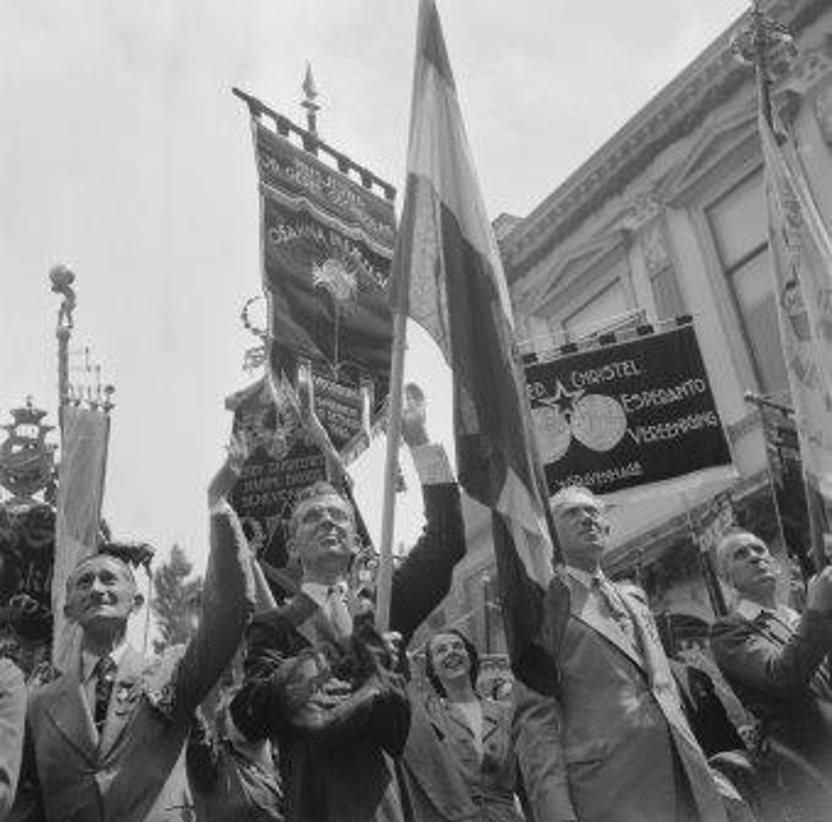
[531,406,572,463]
[571,394,628,452]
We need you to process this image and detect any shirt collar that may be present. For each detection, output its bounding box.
[80,639,129,685]
[736,597,799,628]
[565,565,605,589]
[300,580,347,610]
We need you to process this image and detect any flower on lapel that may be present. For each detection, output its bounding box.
[112,677,143,716]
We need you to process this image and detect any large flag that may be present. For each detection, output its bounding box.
[52,406,110,670]
[761,113,832,557]
[390,0,562,690]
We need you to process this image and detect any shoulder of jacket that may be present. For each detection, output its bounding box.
[140,644,186,690]
[709,613,750,641]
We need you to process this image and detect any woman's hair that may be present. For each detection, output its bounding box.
[425,628,480,698]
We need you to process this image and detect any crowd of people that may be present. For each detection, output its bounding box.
[0,389,831,821]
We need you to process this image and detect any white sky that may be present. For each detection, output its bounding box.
[0,0,751,574]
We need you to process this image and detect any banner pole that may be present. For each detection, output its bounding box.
[376,310,407,633]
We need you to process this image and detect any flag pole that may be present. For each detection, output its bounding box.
[376,309,407,633]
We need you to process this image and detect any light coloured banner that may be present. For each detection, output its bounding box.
[52,406,110,671]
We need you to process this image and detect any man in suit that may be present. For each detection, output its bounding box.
[20,447,255,822]
[710,529,832,775]
[230,388,478,822]
[0,658,25,820]
[513,485,734,822]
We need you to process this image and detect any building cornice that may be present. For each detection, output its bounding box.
[501,0,830,283]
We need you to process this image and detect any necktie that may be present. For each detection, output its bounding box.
[593,577,639,649]
[94,655,117,733]
[325,584,353,640]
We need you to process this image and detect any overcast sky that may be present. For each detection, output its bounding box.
[0,0,751,574]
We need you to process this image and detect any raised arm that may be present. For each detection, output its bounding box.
[712,567,832,699]
[389,384,465,646]
[711,609,832,698]
[173,441,256,713]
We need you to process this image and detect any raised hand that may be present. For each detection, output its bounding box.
[401,383,429,447]
[207,429,252,509]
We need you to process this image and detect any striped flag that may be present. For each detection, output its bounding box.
[390,0,563,690]
[52,406,110,671]
[761,113,832,557]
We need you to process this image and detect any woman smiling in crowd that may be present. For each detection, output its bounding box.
[424,629,523,821]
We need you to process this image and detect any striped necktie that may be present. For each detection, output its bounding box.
[94,655,117,733]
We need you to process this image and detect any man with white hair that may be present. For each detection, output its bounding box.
[710,529,832,775]
[19,444,255,822]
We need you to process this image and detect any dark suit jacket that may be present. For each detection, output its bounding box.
[230,481,476,822]
[669,660,745,758]
[711,608,832,772]
[0,659,25,820]
[22,509,254,822]
[514,575,728,822]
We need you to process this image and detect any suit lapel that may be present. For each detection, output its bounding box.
[99,646,146,757]
[570,578,645,671]
[620,590,675,692]
[481,700,502,744]
[43,670,98,764]
[285,592,340,647]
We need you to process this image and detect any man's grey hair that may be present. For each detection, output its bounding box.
[550,485,606,518]
[714,529,763,583]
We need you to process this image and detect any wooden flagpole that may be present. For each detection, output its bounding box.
[376,310,408,633]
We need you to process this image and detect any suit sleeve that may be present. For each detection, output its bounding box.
[0,660,25,819]
[512,680,577,822]
[711,610,832,698]
[174,505,256,714]
[228,615,294,742]
[389,481,464,646]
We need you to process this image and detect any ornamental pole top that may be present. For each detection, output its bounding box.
[301,62,321,135]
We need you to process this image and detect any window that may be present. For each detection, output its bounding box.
[563,280,629,339]
[705,170,789,398]
[650,267,686,319]
[641,219,687,320]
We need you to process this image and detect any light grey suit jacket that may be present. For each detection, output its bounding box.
[514,574,728,822]
[25,509,254,822]
[0,659,25,820]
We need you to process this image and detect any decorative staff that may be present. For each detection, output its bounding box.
[49,263,76,428]
[730,0,796,128]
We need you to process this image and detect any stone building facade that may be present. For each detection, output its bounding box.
[413,0,832,659]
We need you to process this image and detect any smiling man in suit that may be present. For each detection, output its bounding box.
[0,658,25,821]
[230,386,478,822]
[513,485,734,822]
[20,447,255,822]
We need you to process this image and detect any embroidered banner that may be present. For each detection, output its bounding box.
[226,379,327,574]
[255,122,395,381]
[525,323,731,496]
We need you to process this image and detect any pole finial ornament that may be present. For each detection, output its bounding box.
[730,2,797,126]
[301,62,321,135]
[49,263,76,332]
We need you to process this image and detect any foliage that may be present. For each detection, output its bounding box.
[150,544,202,655]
